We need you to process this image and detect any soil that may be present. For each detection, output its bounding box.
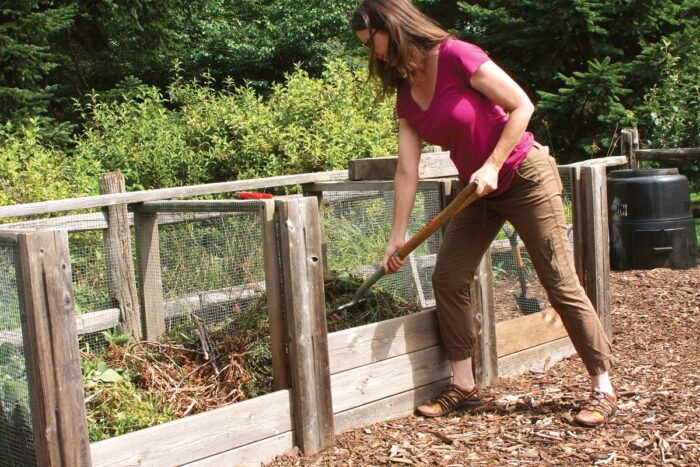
[267,266,700,466]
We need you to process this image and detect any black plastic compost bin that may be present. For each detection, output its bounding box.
[608,168,697,270]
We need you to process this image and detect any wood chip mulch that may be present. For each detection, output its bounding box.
[267,267,700,466]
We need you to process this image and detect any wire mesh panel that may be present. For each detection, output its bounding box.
[323,185,444,324]
[76,205,277,443]
[0,237,37,467]
[491,169,575,322]
[158,211,266,328]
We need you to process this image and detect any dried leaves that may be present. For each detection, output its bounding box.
[268,267,700,466]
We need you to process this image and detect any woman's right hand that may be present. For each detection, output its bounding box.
[383,237,406,274]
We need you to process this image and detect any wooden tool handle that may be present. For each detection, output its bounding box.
[395,180,479,260]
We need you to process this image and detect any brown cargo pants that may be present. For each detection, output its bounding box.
[433,143,613,375]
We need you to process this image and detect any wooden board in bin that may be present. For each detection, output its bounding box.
[348,151,457,180]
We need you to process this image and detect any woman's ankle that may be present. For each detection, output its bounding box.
[591,371,614,396]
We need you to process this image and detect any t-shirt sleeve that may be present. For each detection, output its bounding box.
[449,40,491,81]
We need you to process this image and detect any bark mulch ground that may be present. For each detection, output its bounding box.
[267,267,700,466]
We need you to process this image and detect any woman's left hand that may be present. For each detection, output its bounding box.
[470,161,499,197]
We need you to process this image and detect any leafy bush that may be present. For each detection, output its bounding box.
[75,86,210,191]
[636,40,700,190]
[74,60,397,190]
[0,120,100,206]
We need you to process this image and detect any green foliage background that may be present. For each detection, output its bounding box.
[0,0,698,203]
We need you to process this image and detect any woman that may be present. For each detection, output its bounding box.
[351,0,616,427]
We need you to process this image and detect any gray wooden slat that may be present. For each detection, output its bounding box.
[134,212,166,339]
[333,379,449,434]
[0,171,348,219]
[18,231,91,466]
[581,165,612,338]
[330,345,451,414]
[277,197,335,455]
[183,432,295,467]
[498,337,575,377]
[348,152,457,181]
[100,173,142,341]
[495,307,567,357]
[260,199,288,390]
[327,309,441,374]
[304,180,443,193]
[474,251,498,386]
[635,148,700,159]
[90,390,293,467]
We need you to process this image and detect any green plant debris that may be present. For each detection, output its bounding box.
[82,270,418,440]
[323,270,422,333]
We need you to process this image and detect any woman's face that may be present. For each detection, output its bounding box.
[356,28,390,62]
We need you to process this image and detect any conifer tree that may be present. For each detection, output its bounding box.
[0,1,76,128]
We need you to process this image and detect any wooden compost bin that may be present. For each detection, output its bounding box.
[0,154,621,466]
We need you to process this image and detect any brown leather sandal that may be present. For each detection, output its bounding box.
[416,384,484,418]
[574,390,617,427]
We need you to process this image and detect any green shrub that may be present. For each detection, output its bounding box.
[75,60,398,191]
[75,86,210,191]
[0,120,100,206]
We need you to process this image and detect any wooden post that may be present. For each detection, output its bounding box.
[472,251,498,386]
[260,199,289,390]
[580,165,612,338]
[277,197,334,455]
[17,230,92,466]
[621,128,640,170]
[99,173,141,340]
[134,211,166,339]
[567,166,586,282]
[301,187,328,274]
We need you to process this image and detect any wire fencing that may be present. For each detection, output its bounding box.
[0,236,36,467]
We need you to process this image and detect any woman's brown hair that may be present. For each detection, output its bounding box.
[351,0,450,97]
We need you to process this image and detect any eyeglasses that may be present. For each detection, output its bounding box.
[363,29,377,49]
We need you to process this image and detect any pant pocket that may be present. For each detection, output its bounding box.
[515,156,542,185]
[545,230,565,283]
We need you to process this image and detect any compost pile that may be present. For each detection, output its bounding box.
[267,266,700,466]
[82,271,419,441]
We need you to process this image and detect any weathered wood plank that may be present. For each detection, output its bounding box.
[0,171,348,219]
[0,211,263,233]
[495,307,567,357]
[581,165,612,338]
[90,390,293,467]
[327,309,440,374]
[330,345,451,414]
[334,379,449,434]
[134,212,166,340]
[304,180,443,193]
[564,165,585,281]
[1,308,121,346]
[18,231,91,467]
[349,152,457,181]
[277,197,335,454]
[183,432,295,467]
[100,173,142,341]
[0,282,267,345]
[474,252,498,386]
[565,156,628,168]
[260,199,288,390]
[498,337,575,377]
[621,128,640,170]
[635,148,700,160]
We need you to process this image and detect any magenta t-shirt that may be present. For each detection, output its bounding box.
[396,38,533,197]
